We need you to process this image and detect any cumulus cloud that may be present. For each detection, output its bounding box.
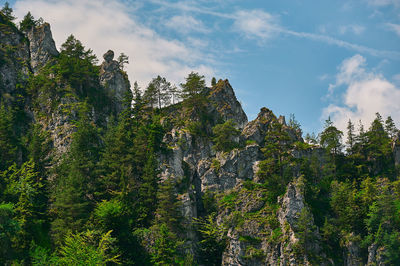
[165,15,209,34]
[232,10,280,40]
[13,0,215,88]
[322,54,400,133]
[385,23,400,37]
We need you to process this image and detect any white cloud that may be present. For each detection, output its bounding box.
[165,15,209,34]
[232,10,280,40]
[13,0,216,89]
[385,23,400,37]
[147,2,400,60]
[322,54,400,133]
[339,25,365,35]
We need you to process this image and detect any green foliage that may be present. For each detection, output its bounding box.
[0,103,18,171]
[293,207,317,260]
[180,71,206,99]
[1,19,400,264]
[155,178,182,231]
[51,109,101,244]
[319,117,343,155]
[257,121,293,201]
[212,119,240,152]
[211,77,217,86]
[19,12,42,32]
[0,202,20,263]
[219,191,238,209]
[1,2,15,22]
[144,75,172,109]
[56,230,120,265]
[1,160,46,254]
[195,213,227,265]
[117,52,129,70]
[149,223,183,265]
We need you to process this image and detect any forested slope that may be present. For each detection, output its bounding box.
[1,6,400,265]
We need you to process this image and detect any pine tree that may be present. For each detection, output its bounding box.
[180,72,206,109]
[0,103,18,171]
[385,116,398,139]
[137,151,159,226]
[144,76,172,109]
[319,117,343,156]
[117,53,129,70]
[346,119,355,154]
[1,2,15,22]
[155,178,181,231]
[211,77,217,86]
[19,12,37,32]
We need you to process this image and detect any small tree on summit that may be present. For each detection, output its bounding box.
[117,53,129,71]
[180,72,206,99]
[180,72,206,110]
[19,12,42,32]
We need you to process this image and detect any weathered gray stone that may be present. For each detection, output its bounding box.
[208,79,248,129]
[99,50,131,112]
[27,23,59,73]
[0,22,30,95]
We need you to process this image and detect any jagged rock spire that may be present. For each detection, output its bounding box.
[27,23,59,73]
[99,50,131,112]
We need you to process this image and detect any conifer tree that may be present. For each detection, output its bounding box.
[346,119,355,154]
[180,72,206,110]
[211,77,217,86]
[117,53,129,70]
[155,177,181,231]
[144,76,172,109]
[0,103,18,171]
[1,2,15,22]
[19,12,36,32]
[319,117,343,156]
[385,115,398,139]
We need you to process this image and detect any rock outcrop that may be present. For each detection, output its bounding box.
[277,178,326,265]
[209,79,248,129]
[99,50,131,112]
[392,132,400,165]
[0,16,30,95]
[27,23,59,73]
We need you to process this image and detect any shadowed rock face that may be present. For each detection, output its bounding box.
[99,50,131,112]
[0,20,30,95]
[27,23,59,73]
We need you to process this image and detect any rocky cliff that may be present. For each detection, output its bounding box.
[1,15,398,265]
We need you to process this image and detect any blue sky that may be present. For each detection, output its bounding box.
[5,0,400,134]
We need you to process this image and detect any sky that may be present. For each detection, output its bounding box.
[4,0,400,135]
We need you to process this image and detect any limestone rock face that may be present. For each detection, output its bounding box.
[392,132,400,165]
[27,23,59,73]
[277,178,327,265]
[200,144,262,192]
[99,50,131,112]
[344,234,362,266]
[242,107,277,145]
[208,79,248,129]
[0,19,30,95]
[243,107,302,145]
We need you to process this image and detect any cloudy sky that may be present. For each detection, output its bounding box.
[4,0,400,134]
